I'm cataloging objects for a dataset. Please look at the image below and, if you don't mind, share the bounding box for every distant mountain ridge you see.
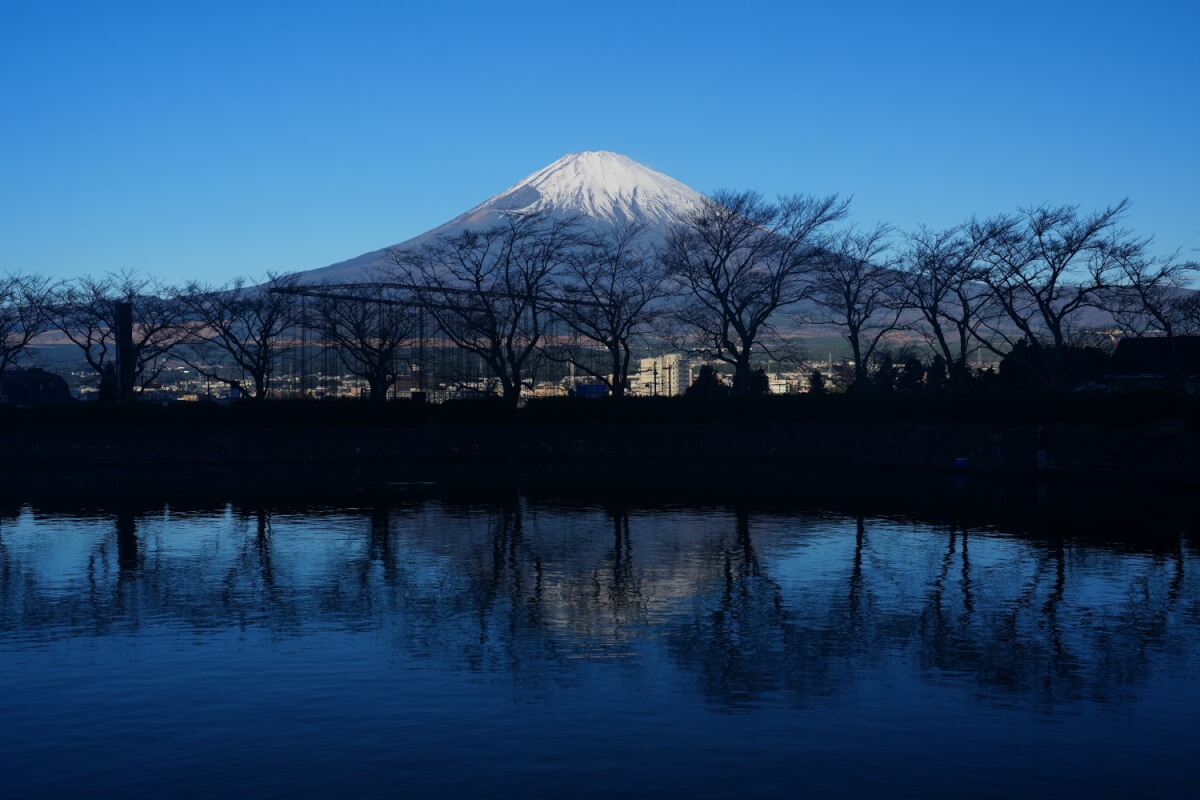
[296,151,703,284]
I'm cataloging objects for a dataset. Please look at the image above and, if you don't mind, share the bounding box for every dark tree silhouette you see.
[801,225,903,390]
[747,368,771,395]
[0,273,54,372]
[552,222,668,397]
[662,190,848,395]
[686,364,728,397]
[309,291,418,402]
[1178,293,1200,335]
[925,354,950,392]
[973,201,1139,388]
[898,224,1002,388]
[52,271,187,391]
[1100,249,1198,386]
[177,273,301,400]
[391,210,581,405]
[897,356,926,393]
[873,353,897,393]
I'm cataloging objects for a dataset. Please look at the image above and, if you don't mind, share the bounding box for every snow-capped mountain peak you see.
[472,151,703,226]
[296,151,703,283]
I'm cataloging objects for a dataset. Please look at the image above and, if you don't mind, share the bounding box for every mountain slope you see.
[297,151,703,284]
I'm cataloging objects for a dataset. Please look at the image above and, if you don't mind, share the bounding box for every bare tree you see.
[1102,250,1200,388]
[1,273,55,372]
[1177,293,1200,335]
[309,290,418,402]
[973,201,1135,388]
[1101,250,1198,339]
[390,210,581,405]
[662,190,848,395]
[551,222,668,397]
[177,273,300,400]
[802,225,903,390]
[898,225,1002,388]
[52,271,187,391]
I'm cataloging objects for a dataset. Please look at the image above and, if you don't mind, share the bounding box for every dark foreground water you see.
[2,470,1198,798]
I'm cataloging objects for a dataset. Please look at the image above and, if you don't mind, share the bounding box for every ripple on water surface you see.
[1,495,1197,798]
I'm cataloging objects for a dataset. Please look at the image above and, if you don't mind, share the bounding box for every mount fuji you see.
[295,151,704,284]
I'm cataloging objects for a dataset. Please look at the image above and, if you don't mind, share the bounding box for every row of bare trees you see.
[3,194,1197,402]
[0,270,437,402]
[393,192,1198,397]
[670,194,1200,393]
[897,201,1200,389]
[1,272,374,401]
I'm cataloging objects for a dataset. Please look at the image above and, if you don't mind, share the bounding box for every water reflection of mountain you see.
[1,481,1196,711]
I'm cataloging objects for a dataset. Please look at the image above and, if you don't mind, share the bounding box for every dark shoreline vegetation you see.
[6,390,1200,427]
[5,392,1198,481]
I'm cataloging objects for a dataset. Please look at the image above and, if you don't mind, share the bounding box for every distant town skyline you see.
[2,0,1197,285]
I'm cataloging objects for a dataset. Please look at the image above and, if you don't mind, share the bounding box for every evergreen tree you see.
[873,354,897,393]
[898,357,926,393]
[686,365,729,397]
[926,355,950,392]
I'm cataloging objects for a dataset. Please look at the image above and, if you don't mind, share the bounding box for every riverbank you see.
[5,414,1197,484]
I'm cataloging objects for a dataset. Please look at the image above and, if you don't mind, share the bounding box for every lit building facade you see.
[633,354,690,397]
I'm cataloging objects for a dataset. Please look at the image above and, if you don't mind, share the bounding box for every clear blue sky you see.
[2,0,1197,284]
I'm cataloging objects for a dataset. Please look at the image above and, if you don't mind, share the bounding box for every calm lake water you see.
[2,470,1198,798]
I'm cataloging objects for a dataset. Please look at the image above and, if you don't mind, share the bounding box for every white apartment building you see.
[633,354,690,397]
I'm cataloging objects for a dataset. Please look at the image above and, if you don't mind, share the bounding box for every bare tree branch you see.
[551,221,669,396]
[308,288,418,401]
[897,224,1003,387]
[973,200,1136,387]
[389,210,581,405]
[662,190,848,395]
[176,273,301,400]
[51,270,187,391]
[0,273,55,373]
[800,225,903,389]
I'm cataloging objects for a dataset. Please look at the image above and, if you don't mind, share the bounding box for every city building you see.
[633,354,690,397]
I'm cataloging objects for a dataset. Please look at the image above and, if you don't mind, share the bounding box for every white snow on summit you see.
[472,150,702,226]
[296,151,704,284]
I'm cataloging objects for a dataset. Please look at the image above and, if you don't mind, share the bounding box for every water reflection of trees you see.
[0,494,1195,709]
[914,526,1191,708]
[667,505,834,707]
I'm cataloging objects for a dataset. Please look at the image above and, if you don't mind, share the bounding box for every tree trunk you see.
[501,380,521,406]
[368,372,388,403]
[850,339,868,390]
[611,350,624,398]
[253,372,268,401]
[731,351,752,396]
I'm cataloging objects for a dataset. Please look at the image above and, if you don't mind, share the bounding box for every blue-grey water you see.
[2,477,1198,798]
